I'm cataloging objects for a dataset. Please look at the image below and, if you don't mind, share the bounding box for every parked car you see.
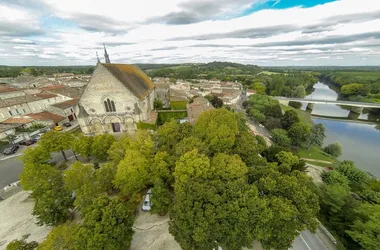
[31,133,43,142]
[3,144,20,155]
[20,140,35,146]
[54,125,63,131]
[142,190,153,211]
[259,124,265,128]
[63,122,72,127]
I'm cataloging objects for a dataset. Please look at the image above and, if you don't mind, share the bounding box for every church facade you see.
[77,61,155,135]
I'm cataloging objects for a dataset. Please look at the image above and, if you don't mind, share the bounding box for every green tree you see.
[95,163,117,193]
[72,134,93,160]
[75,195,135,250]
[6,235,38,250]
[271,128,291,147]
[114,149,150,196]
[25,164,73,225]
[264,103,283,118]
[347,203,380,250]
[250,82,266,95]
[249,165,319,250]
[205,94,224,108]
[281,110,300,130]
[341,83,365,96]
[275,151,300,173]
[175,136,209,156]
[156,120,191,153]
[249,109,265,123]
[170,150,269,250]
[38,222,79,250]
[154,99,164,109]
[233,131,267,167]
[107,136,132,165]
[294,85,306,98]
[193,108,239,153]
[323,143,343,157]
[289,101,302,109]
[151,179,171,216]
[39,131,74,161]
[20,146,50,165]
[336,161,369,187]
[91,134,115,161]
[321,170,350,188]
[304,123,326,149]
[288,122,310,146]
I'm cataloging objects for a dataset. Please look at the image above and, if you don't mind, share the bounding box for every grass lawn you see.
[280,104,314,127]
[298,146,336,162]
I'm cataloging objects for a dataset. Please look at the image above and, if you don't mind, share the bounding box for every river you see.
[303,82,380,177]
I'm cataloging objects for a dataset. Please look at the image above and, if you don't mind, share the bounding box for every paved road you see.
[0,149,75,189]
[292,230,330,250]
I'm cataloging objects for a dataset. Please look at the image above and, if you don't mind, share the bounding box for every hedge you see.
[157,111,188,125]
[136,122,156,130]
[170,101,187,110]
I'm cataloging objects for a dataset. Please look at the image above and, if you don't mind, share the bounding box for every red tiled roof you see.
[52,99,79,109]
[0,85,19,93]
[2,117,33,124]
[26,112,65,123]
[34,92,57,99]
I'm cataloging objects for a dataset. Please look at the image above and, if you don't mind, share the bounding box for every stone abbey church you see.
[78,46,156,135]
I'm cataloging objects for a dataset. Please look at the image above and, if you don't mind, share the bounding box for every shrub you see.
[289,101,302,109]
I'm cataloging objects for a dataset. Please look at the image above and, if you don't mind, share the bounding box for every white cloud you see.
[1,0,380,65]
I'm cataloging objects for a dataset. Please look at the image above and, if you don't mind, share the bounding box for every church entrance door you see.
[112,123,120,132]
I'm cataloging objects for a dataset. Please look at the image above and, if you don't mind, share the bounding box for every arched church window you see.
[104,98,116,112]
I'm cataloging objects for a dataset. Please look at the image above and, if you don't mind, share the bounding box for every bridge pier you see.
[306,103,314,111]
[348,110,361,120]
[350,106,364,114]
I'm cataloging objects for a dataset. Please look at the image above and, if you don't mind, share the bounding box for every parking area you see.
[130,208,181,250]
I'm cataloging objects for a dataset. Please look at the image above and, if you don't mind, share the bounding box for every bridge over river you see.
[274,96,380,119]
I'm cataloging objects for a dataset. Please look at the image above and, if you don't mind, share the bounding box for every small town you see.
[1,1,380,250]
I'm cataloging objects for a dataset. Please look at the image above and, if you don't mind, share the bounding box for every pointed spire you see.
[103,43,111,64]
[96,52,100,63]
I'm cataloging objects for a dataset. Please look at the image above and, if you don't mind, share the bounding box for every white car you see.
[142,194,152,211]
[259,124,265,128]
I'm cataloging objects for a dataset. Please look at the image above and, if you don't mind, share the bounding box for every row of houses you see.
[0,84,81,141]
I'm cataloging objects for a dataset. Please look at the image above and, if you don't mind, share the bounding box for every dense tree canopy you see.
[193,108,239,153]
[39,131,74,161]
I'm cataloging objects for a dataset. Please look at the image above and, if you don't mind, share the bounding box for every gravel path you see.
[0,191,51,249]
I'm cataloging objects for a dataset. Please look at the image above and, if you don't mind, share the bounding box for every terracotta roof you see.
[52,99,79,109]
[2,117,33,124]
[102,63,154,100]
[34,92,57,99]
[25,112,65,123]
[0,85,20,93]
[187,97,214,124]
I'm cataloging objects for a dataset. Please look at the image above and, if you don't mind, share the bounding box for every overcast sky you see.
[1,0,380,66]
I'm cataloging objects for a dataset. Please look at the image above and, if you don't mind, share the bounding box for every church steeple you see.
[96,52,100,63]
[103,44,111,64]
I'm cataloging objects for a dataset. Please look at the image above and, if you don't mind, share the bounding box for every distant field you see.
[259,71,281,75]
